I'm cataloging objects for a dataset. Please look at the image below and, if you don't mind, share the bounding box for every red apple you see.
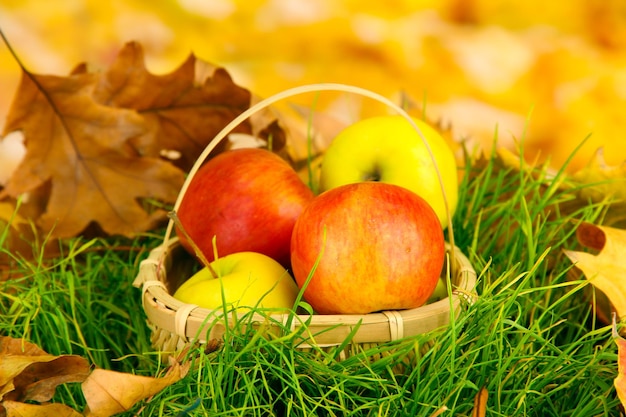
[290,182,445,314]
[177,148,314,268]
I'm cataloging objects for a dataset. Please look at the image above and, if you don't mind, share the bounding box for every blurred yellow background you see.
[1,0,626,171]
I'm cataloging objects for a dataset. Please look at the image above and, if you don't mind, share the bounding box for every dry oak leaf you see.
[82,358,190,417]
[0,337,90,403]
[0,68,185,238]
[564,222,626,319]
[91,41,254,171]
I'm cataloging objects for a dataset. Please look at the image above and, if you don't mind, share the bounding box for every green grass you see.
[0,143,622,416]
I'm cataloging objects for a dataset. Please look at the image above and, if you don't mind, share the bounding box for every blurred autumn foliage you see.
[1,0,626,256]
[2,0,626,170]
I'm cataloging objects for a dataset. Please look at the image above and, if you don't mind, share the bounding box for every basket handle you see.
[162,83,456,266]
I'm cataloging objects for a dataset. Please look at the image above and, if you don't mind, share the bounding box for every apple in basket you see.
[176,148,315,268]
[290,182,445,315]
[318,115,458,228]
[173,251,300,311]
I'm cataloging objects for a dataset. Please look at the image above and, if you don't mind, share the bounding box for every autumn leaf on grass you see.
[0,68,185,238]
[1,400,83,417]
[0,336,190,417]
[472,387,488,417]
[92,41,254,171]
[564,222,626,319]
[0,336,90,402]
[82,358,190,417]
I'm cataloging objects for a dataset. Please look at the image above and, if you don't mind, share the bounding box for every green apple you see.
[173,252,299,312]
[427,278,448,303]
[319,115,458,228]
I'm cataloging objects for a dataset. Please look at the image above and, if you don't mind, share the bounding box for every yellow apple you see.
[319,115,458,228]
[173,252,299,312]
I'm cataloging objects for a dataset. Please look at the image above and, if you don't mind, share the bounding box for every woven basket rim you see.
[134,237,477,348]
[134,84,475,351]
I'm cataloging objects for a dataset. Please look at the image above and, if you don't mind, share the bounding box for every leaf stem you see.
[0,28,26,71]
[167,210,219,279]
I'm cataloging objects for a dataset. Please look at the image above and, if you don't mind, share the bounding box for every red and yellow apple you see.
[290,182,445,315]
[176,148,314,268]
[173,251,299,311]
[319,115,458,228]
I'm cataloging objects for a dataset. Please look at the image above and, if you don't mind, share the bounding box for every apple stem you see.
[167,210,219,279]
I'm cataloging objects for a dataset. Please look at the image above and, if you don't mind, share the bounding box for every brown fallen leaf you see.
[0,41,286,240]
[0,337,192,417]
[1,400,83,417]
[7,356,91,403]
[81,357,190,417]
[0,337,90,402]
[564,222,626,319]
[91,41,252,172]
[0,67,185,238]
[472,387,488,417]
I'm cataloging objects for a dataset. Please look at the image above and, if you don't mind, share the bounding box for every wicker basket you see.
[133,84,477,357]
[135,238,476,355]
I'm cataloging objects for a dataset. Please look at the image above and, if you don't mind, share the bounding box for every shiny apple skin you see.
[173,251,299,311]
[290,182,445,314]
[319,115,458,228]
[177,148,314,268]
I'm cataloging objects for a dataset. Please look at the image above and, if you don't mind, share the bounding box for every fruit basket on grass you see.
[133,84,477,359]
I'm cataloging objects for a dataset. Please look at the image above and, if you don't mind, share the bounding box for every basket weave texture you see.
[132,84,478,357]
[133,237,476,354]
